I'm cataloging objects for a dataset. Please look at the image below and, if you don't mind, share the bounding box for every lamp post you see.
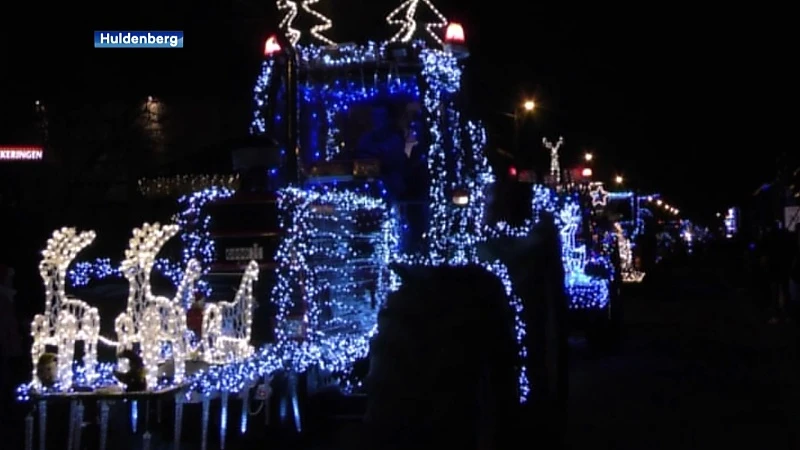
[504,99,536,156]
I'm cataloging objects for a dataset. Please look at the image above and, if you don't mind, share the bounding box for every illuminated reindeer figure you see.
[558,202,587,275]
[202,260,260,364]
[31,228,101,389]
[115,223,201,389]
[543,136,564,184]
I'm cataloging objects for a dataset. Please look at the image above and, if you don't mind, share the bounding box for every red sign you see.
[0,146,43,161]
[568,168,586,181]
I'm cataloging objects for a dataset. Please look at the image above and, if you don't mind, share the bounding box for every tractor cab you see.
[252,27,477,253]
[140,12,502,390]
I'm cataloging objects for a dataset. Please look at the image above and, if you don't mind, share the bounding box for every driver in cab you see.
[355,102,408,199]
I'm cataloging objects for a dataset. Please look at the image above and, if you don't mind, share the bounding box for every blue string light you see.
[66,187,235,302]
[182,186,398,397]
[299,79,421,162]
[490,185,613,310]
[16,363,120,401]
[250,59,275,135]
[68,258,120,288]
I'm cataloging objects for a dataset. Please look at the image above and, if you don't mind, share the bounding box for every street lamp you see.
[506,99,536,156]
[504,99,536,119]
[614,175,624,185]
[584,152,593,162]
[523,100,535,112]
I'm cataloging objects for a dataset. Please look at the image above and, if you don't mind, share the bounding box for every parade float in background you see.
[17,1,569,449]
[606,190,651,282]
[497,137,623,340]
[725,207,739,238]
[607,191,701,265]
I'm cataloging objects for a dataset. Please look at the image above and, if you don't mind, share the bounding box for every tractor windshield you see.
[251,44,433,202]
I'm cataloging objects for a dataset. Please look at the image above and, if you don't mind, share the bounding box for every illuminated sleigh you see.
[31,228,101,389]
[528,186,614,311]
[115,222,201,388]
[201,260,260,364]
[559,201,611,309]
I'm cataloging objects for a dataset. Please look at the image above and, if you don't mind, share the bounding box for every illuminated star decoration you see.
[277,0,301,46]
[386,0,449,47]
[301,0,336,46]
[589,183,609,207]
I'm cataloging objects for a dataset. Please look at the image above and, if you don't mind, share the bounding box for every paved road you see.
[568,267,800,450]
[5,262,799,449]
[313,263,800,450]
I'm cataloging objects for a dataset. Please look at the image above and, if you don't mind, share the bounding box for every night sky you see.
[1,1,788,221]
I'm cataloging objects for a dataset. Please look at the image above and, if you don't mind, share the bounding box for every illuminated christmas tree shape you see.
[386,0,449,47]
[277,0,301,46]
[543,136,564,184]
[301,0,336,46]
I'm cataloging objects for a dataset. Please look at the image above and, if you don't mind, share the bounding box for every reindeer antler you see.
[38,227,96,322]
[559,203,581,225]
[121,222,180,276]
[40,228,97,271]
[542,136,564,150]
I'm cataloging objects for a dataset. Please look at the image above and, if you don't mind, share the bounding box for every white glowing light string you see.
[31,228,101,389]
[114,223,200,388]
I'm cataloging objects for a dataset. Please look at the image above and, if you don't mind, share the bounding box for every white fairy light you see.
[31,228,101,389]
[201,260,260,364]
[614,222,645,283]
[559,202,588,275]
[300,0,336,46]
[543,136,564,184]
[114,223,201,389]
[277,0,301,46]
[386,0,449,47]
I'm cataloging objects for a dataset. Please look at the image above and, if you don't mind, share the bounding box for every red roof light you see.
[264,36,281,56]
[445,23,465,43]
